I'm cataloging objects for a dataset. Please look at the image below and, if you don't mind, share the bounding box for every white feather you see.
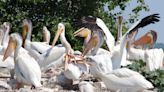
[96,18,115,51]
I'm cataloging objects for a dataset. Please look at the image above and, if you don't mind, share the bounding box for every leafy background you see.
[0,0,149,50]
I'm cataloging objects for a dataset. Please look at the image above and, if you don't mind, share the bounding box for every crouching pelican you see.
[3,33,42,89]
[86,57,153,92]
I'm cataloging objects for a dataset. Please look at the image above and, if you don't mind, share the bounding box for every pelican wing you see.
[41,46,66,68]
[15,52,41,87]
[111,68,142,77]
[74,16,96,28]
[31,42,51,53]
[125,13,160,38]
[119,14,160,56]
[96,18,115,51]
[103,74,153,89]
[75,16,103,33]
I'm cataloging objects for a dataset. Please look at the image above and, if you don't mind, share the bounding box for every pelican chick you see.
[3,33,42,89]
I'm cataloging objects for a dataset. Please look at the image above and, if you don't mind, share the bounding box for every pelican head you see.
[51,23,65,46]
[3,33,22,61]
[22,19,32,47]
[0,24,6,33]
[3,22,11,31]
[42,26,50,44]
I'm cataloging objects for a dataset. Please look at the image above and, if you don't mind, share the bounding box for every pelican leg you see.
[64,54,69,71]
[31,85,35,89]
[15,82,23,89]
[64,53,89,72]
[10,69,15,79]
[67,53,77,64]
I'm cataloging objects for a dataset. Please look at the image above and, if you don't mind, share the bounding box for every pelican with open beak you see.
[73,27,91,50]
[3,33,42,89]
[74,16,115,54]
[76,14,160,70]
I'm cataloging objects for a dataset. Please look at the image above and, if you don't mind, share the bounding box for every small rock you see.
[79,81,95,92]
[93,82,107,89]
[56,73,72,86]
[17,88,31,92]
[0,80,11,90]
[53,88,59,91]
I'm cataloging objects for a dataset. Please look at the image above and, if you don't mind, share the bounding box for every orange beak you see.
[73,27,90,38]
[51,28,63,47]
[22,24,29,47]
[3,37,16,61]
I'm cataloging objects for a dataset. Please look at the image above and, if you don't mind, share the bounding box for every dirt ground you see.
[0,67,111,92]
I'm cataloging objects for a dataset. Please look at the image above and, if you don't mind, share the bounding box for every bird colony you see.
[0,14,163,92]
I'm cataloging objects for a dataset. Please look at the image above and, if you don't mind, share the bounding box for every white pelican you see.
[127,41,164,71]
[86,56,153,92]
[42,26,50,44]
[0,22,15,70]
[3,33,42,89]
[75,16,114,56]
[74,18,126,69]
[22,19,51,54]
[76,14,160,70]
[125,14,163,71]
[97,67,153,92]
[0,22,11,55]
[51,23,87,70]
[22,19,66,69]
[46,23,88,82]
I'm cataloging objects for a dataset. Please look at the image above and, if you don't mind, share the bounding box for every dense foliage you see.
[126,60,164,92]
[0,0,149,50]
